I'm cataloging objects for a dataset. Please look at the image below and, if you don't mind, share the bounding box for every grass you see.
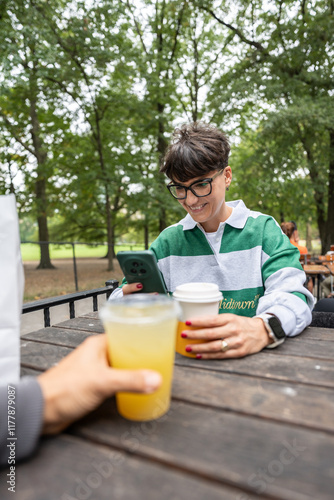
[21,243,146,261]
[23,257,126,302]
[22,240,322,261]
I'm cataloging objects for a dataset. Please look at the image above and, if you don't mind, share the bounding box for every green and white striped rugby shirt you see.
[150,200,313,337]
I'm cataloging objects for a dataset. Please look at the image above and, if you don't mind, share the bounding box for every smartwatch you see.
[256,313,286,348]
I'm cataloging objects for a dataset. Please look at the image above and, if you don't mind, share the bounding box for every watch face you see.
[268,316,286,339]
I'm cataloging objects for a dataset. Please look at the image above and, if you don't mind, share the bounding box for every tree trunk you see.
[302,135,327,254]
[108,223,116,271]
[105,188,114,272]
[29,79,54,269]
[144,223,149,250]
[324,129,334,253]
[35,177,54,269]
[157,103,168,231]
[306,221,312,252]
[93,107,116,271]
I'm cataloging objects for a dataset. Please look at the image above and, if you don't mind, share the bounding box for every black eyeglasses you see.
[167,169,225,200]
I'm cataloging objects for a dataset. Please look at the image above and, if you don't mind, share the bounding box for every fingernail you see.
[181,333,187,338]
[185,346,192,352]
[142,371,162,393]
[185,320,192,326]
[196,354,202,359]
[136,284,143,289]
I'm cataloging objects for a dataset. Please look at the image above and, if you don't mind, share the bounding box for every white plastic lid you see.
[172,282,222,303]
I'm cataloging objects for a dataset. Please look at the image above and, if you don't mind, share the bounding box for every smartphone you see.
[117,250,168,294]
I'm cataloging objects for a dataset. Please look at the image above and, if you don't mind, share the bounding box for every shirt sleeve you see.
[108,286,124,301]
[0,377,44,467]
[256,218,314,336]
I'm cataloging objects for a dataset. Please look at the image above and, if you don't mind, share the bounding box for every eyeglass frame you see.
[166,168,225,200]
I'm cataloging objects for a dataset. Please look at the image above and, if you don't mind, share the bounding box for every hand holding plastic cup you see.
[100,294,179,421]
[173,282,223,358]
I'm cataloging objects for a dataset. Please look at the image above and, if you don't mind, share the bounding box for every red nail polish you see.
[185,347,192,352]
[185,320,192,326]
[136,284,143,289]
[196,354,202,359]
[181,333,187,338]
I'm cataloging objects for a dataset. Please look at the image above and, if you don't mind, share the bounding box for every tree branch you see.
[167,2,185,68]
[175,91,193,122]
[0,111,36,158]
[31,1,91,90]
[276,0,287,52]
[124,0,150,62]
[176,59,194,99]
[201,6,267,53]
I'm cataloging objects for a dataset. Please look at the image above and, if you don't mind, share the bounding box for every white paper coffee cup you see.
[173,282,223,321]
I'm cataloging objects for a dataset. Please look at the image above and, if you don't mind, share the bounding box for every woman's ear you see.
[225,166,232,190]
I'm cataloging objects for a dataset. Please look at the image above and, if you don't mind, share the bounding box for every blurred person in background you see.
[281,221,313,294]
[281,221,308,255]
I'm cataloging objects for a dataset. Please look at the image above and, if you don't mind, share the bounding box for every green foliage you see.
[230,128,316,222]
[19,216,39,241]
[1,0,333,255]
[204,0,334,250]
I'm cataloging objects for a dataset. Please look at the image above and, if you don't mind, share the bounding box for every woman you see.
[113,122,313,359]
[281,221,308,255]
[281,221,313,293]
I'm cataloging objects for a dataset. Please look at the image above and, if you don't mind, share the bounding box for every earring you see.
[226,186,230,191]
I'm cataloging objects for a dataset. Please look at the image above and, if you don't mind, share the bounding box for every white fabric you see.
[0,194,24,383]
[204,222,226,255]
[109,286,124,300]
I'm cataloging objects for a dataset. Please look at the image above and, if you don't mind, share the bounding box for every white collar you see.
[179,200,250,231]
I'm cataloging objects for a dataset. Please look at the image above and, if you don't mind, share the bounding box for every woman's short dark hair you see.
[160,122,230,182]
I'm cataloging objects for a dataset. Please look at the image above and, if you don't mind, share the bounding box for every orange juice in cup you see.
[100,294,179,421]
[173,283,223,358]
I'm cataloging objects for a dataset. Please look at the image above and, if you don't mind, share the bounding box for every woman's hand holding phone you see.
[122,283,144,295]
[117,251,167,294]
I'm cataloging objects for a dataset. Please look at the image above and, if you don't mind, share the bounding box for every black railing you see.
[22,279,119,328]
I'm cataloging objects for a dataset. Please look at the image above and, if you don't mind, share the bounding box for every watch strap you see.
[256,313,286,349]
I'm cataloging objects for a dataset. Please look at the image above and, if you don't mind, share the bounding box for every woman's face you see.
[173,166,232,232]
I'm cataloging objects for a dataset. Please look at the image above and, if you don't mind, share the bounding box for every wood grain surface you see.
[8,316,334,500]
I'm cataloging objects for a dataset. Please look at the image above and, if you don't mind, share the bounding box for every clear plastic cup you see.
[100,294,179,421]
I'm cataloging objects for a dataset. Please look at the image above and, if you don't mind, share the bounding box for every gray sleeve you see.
[0,377,44,467]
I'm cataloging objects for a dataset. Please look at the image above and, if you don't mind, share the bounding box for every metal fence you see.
[22,279,119,327]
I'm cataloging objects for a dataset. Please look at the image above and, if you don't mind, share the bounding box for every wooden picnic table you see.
[302,264,331,300]
[13,313,334,499]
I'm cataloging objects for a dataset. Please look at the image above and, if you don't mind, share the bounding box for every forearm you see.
[257,288,313,336]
